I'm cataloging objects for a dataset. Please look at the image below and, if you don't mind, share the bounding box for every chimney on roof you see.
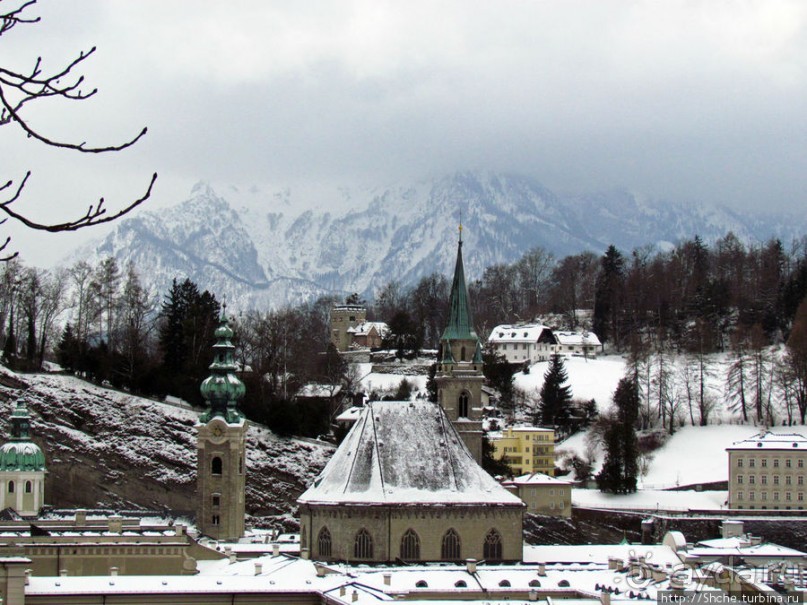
[107,515,123,534]
[352,589,359,602]
[600,590,611,605]
[721,520,744,539]
[254,562,262,576]
[74,510,87,526]
[273,543,280,557]
[109,567,119,577]
[383,573,391,586]
[59,569,67,577]
[466,559,477,574]
[174,524,185,536]
[537,562,546,576]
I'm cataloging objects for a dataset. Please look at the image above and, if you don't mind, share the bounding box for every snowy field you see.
[572,488,728,512]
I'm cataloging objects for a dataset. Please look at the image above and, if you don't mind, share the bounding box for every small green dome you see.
[199,310,245,424]
[0,441,45,472]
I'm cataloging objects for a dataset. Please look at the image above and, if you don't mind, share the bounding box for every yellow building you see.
[490,427,555,476]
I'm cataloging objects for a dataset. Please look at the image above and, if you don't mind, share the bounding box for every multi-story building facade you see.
[727,432,807,510]
[487,324,556,364]
[502,472,572,517]
[490,427,555,476]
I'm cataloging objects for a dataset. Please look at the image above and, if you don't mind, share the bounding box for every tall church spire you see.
[441,226,478,343]
[436,226,485,463]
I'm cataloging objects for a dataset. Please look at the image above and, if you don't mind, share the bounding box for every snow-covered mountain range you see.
[80,172,806,309]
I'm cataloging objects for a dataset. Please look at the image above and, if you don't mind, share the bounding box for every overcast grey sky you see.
[3,0,806,265]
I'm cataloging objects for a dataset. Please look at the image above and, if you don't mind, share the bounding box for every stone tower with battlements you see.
[196,309,247,541]
[435,228,485,464]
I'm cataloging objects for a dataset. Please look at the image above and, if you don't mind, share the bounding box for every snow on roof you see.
[726,431,807,451]
[298,400,523,506]
[347,321,389,336]
[693,537,807,558]
[523,543,682,567]
[335,406,364,423]
[503,472,572,486]
[488,324,550,343]
[554,331,602,347]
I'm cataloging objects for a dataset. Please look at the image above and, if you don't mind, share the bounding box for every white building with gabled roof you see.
[487,324,556,364]
[552,331,603,357]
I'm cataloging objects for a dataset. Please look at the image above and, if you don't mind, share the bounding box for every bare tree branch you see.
[0,171,157,232]
[0,0,155,258]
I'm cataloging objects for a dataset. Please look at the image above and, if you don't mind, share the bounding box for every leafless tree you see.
[0,0,156,260]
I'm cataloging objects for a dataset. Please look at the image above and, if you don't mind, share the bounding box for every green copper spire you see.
[441,225,478,342]
[0,398,45,471]
[200,307,245,424]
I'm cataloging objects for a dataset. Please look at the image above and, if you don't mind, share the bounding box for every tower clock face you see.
[209,419,227,442]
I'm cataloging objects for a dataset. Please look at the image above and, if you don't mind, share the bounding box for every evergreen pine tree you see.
[596,377,639,493]
[538,354,573,431]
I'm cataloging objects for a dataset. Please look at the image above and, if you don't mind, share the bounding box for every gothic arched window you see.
[400,528,420,560]
[441,528,461,560]
[211,456,223,475]
[458,392,470,418]
[318,527,332,558]
[354,528,373,560]
[483,528,503,561]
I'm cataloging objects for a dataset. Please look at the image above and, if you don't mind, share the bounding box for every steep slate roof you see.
[298,400,523,506]
[440,238,478,342]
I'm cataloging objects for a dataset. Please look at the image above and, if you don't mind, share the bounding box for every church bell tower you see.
[196,308,247,541]
[436,226,485,464]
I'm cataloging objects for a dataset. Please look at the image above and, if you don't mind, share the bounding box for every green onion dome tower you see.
[0,398,46,516]
[196,308,247,541]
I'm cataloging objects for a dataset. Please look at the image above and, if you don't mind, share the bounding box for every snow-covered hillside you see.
[75,172,807,309]
[0,365,332,525]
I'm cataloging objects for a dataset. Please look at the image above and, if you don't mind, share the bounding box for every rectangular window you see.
[737,475,743,484]
[786,459,792,468]
[749,459,756,468]
[761,476,767,485]
[774,459,780,468]
[738,458,743,468]
[799,493,804,501]
[786,492,792,501]
[749,476,755,484]
[749,492,755,501]
[799,460,804,468]
[786,476,792,485]
[774,476,779,485]
[762,492,767,500]
[762,459,767,468]
[799,476,804,486]
[737,492,743,501]
[212,515,220,526]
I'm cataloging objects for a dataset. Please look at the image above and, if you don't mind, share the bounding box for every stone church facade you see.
[298,234,524,564]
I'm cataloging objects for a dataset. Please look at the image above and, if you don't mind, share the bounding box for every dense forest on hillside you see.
[2,232,807,432]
